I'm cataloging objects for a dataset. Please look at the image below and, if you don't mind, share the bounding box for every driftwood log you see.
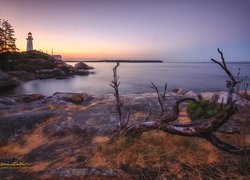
[112,49,249,155]
[122,98,249,155]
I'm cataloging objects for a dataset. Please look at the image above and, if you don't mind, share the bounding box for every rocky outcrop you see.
[173,88,249,106]
[74,62,93,70]
[73,62,94,76]
[7,71,37,81]
[49,92,89,103]
[199,91,249,105]
[0,51,95,93]
[0,70,21,89]
[36,68,66,79]
[0,91,249,179]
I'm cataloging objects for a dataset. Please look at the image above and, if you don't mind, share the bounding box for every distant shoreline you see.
[64,60,163,63]
[63,60,250,64]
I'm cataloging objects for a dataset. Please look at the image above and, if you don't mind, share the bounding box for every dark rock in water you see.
[74,69,90,75]
[51,92,89,103]
[0,70,21,89]
[74,62,93,70]
[0,111,53,144]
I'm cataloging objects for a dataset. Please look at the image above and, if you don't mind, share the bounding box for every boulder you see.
[184,91,199,101]
[57,64,74,74]
[74,62,93,70]
[51,92,88,103]
[212,91,248,105]
[0,70,21,89]
[199,91,249,106]
[172,88,188,95]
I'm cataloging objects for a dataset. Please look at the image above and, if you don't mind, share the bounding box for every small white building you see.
[52,55,62,60]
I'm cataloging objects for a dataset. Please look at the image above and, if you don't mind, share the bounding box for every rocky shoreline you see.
[0,61,94,90]
[0,90,249,143]
[0,90,249,179]
[0,51,94,90]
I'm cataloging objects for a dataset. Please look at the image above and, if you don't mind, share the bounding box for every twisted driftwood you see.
[112,49,249,155]
[122,98,249,155]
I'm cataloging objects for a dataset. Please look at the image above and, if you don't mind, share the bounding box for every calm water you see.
[2,62,250,96]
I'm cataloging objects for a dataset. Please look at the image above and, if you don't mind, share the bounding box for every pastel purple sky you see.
[1,0,250,61]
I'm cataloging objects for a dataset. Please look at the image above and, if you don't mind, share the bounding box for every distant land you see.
[64,60,163,63]
[163,61,250,64]
[63,60,250,64]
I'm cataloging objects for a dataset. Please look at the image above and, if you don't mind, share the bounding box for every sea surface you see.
[2,62,250,96]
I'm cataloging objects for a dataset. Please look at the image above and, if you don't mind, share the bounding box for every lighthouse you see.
[26,32,33,51]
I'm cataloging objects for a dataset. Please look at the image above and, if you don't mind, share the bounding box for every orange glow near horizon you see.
[1,0,250,61]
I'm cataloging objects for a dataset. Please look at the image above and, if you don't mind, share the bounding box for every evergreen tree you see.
[0,19,18,52]
[0,19,4,53]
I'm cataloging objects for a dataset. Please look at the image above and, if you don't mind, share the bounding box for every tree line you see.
[0,19,18,53]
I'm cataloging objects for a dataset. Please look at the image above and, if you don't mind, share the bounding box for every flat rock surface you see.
[0,92,249,178]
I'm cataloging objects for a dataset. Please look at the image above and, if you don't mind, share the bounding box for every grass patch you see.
[187,100,221,120]
[90,130,249,179]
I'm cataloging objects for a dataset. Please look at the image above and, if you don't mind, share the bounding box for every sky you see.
[0,0,250,61]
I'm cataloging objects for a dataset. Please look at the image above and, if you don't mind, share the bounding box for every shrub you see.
[187,100,220,120]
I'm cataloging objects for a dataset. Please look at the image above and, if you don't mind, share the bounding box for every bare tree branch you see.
[151,82,167,116]
[211,48,238,104]
[204,133,250,155]
[110,62,126,131]
[110,49,249,155]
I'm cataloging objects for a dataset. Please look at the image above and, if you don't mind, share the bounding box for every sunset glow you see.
[1,0,250,61]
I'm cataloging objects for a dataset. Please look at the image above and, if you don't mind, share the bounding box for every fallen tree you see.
[111,49,249,155]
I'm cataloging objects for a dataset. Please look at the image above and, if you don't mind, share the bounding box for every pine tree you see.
[0,19,4,53]
[0,20,18,52]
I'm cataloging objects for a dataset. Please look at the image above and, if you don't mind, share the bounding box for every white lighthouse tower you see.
[26,32,33,51]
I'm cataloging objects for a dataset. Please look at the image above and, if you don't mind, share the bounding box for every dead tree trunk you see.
[110,62,130,132]
[211,48,238,104]
[119,49,249,155]
[151,82,167,117]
